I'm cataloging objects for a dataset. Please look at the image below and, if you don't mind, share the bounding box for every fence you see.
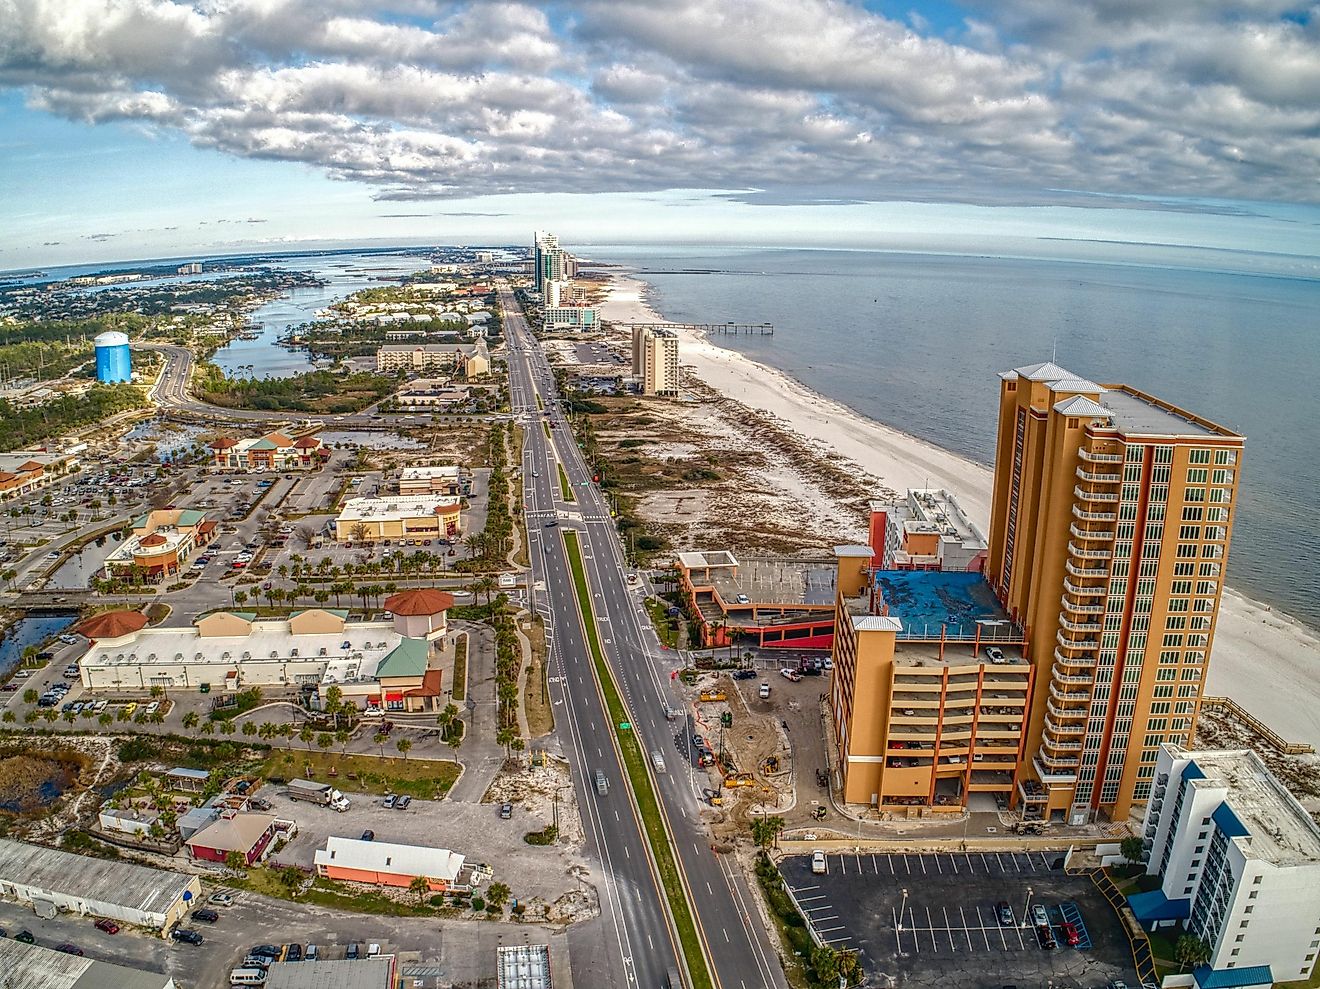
[1090,869,1159,986]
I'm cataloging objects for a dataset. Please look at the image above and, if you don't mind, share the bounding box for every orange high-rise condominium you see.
[987,362,1244,824]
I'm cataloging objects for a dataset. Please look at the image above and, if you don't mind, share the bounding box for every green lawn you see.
[558,463,575,502]
[221,866,458,917]
[644,597,679,649]
[259,749,461,799]
[452,635,468,701]
[564,531,713,989]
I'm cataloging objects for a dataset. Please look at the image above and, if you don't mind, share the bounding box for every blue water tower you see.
[94,330,132,383]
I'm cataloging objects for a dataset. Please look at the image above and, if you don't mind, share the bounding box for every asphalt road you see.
[502,288,787,989]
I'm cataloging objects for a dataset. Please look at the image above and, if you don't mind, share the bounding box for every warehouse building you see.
[0,837,200,934]
[314,836,465,891]
[0,938,176,989]
[265,956,397,989]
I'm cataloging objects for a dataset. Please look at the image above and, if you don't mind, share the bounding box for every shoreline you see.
[599,270,1320,750]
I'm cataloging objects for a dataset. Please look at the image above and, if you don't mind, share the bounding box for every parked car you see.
[499,803,513,820]
[732,669,757,680]
[811,851,827,875]
[248,944,280,959]
[283,944,303,962]
[191,908,220,923]
[779,668,802,682]
[395,795,411,810]
[1031,903,1049,928]
[381,795,397,809]
[1035,924,1056,950]
[15,930,35,943]
[171,928,204,945]
[345,943,360,960]
[996,901,1014,926]
[1061,921,1081,947]
[209,892,234,906]
[94,918,120,934]
[361,830,375,841]
[54,943,84,955]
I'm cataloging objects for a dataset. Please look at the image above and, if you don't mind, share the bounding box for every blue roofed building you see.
[1131,744,1320,986]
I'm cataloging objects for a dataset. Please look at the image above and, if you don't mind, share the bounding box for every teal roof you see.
[249,438,278,451]
[1128,889,1190,924]
[375,637,429,679]
[228,612,257,622]
[291,609,349,619]
[1194,965,1273,989]
[176,509,205,526]
[133,513,148,528]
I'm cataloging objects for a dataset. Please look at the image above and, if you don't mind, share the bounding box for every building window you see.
[1231,949,1240,957]
[1244,905,1253,914]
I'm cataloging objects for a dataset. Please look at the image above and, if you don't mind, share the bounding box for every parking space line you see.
[813,915,839,923]
[995,851,1005,872]
[1039,851,1052,868]
[872,854,880,875]
[981,852,990,873]
[837,855,846,875]
[959,906,976,950]
[904,854,911,875]
[950,852,959,874]
[855,853,863,873]
[942,907,957,951]
[972,906,993,950]
[920,856,927,875]
[796,894,827,903]
[934,854,941,874]
[888,853,895,875]
[926,906,937,952]
[790,884,819,893]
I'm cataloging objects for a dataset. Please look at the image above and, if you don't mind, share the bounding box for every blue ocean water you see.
[597,247,1320,631]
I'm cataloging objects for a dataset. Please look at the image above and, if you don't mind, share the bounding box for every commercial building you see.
[209,431,326,470]
[0,837,201,934]
[94,330,132,383]
[869,489,987,572]
[398,464,466,497]
[265,956,397,989]
[77,601,452,712]
[394,379,470,411]
[103,508,218,582]
[314,836,466,891]
[164,766,211,793]
[0,938,177,989]
[631,325,680,397]
[676,550,838,649]
[497,945,552,989]
[541,304,599,330]
[829,549,1032,812]
[0,447,81,500]
[986,361,1245,823]
[375,340,489,377]
[1130,745,1320,988]
[177,261,202,275]
[335,495,462,543]
[185,811,282,866]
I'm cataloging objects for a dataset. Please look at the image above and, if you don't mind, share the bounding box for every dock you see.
[614,321,773,336]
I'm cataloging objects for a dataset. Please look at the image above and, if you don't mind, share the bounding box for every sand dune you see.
[600,274,1320,749]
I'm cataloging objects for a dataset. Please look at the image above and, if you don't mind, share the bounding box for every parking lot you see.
[779,851,1140,988]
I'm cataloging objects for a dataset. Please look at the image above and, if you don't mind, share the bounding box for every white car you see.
[811,851,827,874]
[779,668,802,683]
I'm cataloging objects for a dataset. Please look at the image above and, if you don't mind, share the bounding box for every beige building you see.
[986,361,1245,824]
[631,325,680,397]
[397,465,465,497]
[376,341,489,378]
[335,495,461,543]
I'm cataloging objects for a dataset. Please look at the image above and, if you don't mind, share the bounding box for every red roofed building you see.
[385,588,454,639]
[210,432,325,471]
[77,610,149,642]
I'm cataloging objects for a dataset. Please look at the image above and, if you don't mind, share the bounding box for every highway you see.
[503,287,788,989]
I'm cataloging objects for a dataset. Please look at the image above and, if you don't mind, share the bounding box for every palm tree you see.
[299,724,314,749]
[408,874,431,905]
[373,731,388,757]
[395,737,412,762]
[335,729,350,754]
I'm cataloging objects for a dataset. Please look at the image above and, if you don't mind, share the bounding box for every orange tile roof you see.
[77,610,148,639]
[384,588,455,616]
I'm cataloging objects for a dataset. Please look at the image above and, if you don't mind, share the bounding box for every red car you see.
[94,919,120,934]
[1060,921,1081,947]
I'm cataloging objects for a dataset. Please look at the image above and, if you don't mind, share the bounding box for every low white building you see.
[315,835,466,891]
[1130,745,1320,989]
[0,837,200,934]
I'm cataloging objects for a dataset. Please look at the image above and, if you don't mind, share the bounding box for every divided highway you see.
[504,287,788,989]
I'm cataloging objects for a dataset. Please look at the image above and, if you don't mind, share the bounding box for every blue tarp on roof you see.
[1193,964,1273,989]
[1127,889,1191,925]
[1213,802,1251,839]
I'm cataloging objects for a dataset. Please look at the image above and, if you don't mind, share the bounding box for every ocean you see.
[595,247,1320,632]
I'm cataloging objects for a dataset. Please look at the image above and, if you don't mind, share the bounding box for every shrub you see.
[470,896,485,911]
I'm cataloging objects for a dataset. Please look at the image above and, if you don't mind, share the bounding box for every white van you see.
[758,683,771,700]
[230,968,268,986]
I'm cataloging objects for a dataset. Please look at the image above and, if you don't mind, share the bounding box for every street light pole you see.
[1023,885,1034,927]
[898,887,909,932]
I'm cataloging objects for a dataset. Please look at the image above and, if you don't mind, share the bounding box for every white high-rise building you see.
[1129,744,1320,989]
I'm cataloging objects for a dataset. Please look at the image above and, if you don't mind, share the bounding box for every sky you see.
[3,0,1320,271]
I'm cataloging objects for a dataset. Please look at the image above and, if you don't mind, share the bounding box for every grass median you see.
[563,530,713,989]
[558,463,575,502]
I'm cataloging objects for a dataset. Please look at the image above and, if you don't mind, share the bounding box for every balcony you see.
[1063,578,1105,597]
[1053,648,1096,669]
[1042,736,1083,752]
[1049,683,1089,703]
[1033,754,1078,781]
[1074,485,1120,503]
[1018,779,1049,802]
[1068,541,1113,561]
[1070,522,1114,542]
[1059,616,1102,633]
[1045,700,1087,722]
[1078,448,1124,464]
[1061,598,1104,618]
[1076,466,1121,484]
[1066,560,1109,579]
[1073,504,1117,523]
[1053,671,1094,687]
[1044,711,1086,734]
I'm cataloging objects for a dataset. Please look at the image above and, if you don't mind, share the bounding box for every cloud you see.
[0,0,1318,204]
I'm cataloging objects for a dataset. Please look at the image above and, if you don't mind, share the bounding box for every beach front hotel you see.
[827,362,1243,822]
[987,362,1244,824]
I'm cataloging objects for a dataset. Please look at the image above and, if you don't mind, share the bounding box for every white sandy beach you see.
[600,274,1320,749]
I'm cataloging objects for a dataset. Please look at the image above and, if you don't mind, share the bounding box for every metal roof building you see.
[0,937,176,989]
[264,956,396,988]
[0,837,200,934]
[497,944,552,989]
